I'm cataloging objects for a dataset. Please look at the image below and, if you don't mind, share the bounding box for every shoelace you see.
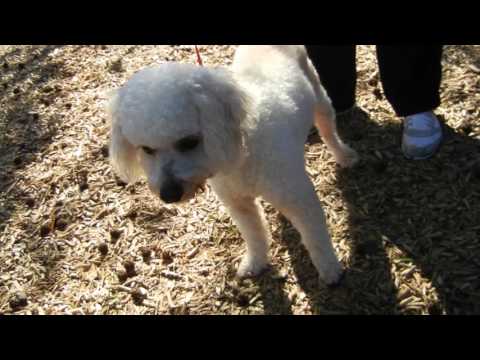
[406,114,438,131]
[404,114,441,138]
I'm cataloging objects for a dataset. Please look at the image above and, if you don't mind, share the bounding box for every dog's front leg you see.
[212,184,271,278]
[263,174,344,286]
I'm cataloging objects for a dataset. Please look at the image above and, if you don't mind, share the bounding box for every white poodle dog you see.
[108,45,358,286]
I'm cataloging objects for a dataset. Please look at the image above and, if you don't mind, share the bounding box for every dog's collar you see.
[195,45,204,66]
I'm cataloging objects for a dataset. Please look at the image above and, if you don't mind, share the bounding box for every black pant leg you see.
[376,45,443,117]
[305,45,357,113]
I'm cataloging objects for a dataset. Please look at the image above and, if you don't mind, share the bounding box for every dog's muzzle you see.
[160,180,184,204]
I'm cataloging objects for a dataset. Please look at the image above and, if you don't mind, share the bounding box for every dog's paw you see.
[318,259,345,287]
[336,146,359,168]
[236,255,269,279]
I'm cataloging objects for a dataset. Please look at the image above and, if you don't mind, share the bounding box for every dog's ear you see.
[107,91,142,183]
[191,70,251,173]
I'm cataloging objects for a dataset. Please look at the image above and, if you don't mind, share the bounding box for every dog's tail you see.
[299,50,333,110]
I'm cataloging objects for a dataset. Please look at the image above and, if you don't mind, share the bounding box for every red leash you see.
[194,45,204,66]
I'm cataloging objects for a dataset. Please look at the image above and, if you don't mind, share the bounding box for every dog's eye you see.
[141,146,156,155]
[175,136,201,153]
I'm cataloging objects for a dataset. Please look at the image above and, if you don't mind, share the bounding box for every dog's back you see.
[232,46,319,138]
[232,46,307,83]
[233,45,306,69]
[233,45,327,102]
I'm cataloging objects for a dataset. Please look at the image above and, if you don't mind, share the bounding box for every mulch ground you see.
[1,45,479,315]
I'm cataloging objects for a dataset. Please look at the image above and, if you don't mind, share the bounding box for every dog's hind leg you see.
[301,56,359,168]
[314,104,359,168]
[212,184,271,278]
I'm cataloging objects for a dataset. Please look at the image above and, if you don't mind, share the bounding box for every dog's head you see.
[108,63,250,204]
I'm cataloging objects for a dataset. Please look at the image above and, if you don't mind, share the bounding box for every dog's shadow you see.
[256,107,480,315]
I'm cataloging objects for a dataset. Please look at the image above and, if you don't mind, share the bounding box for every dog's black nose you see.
[160,181,184,203]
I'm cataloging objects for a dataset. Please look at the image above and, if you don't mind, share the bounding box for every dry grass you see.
[1,45,479,315]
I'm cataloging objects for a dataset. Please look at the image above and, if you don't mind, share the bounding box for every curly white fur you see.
[108,45,358,286]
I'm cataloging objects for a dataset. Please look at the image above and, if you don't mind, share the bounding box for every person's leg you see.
[305,45,357,114]
[376,45,443,117]
[376,45,444,160]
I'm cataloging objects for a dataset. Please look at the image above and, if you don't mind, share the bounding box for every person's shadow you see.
[253,106,480,315]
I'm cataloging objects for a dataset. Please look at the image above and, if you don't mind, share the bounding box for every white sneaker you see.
[402,111,443,160]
